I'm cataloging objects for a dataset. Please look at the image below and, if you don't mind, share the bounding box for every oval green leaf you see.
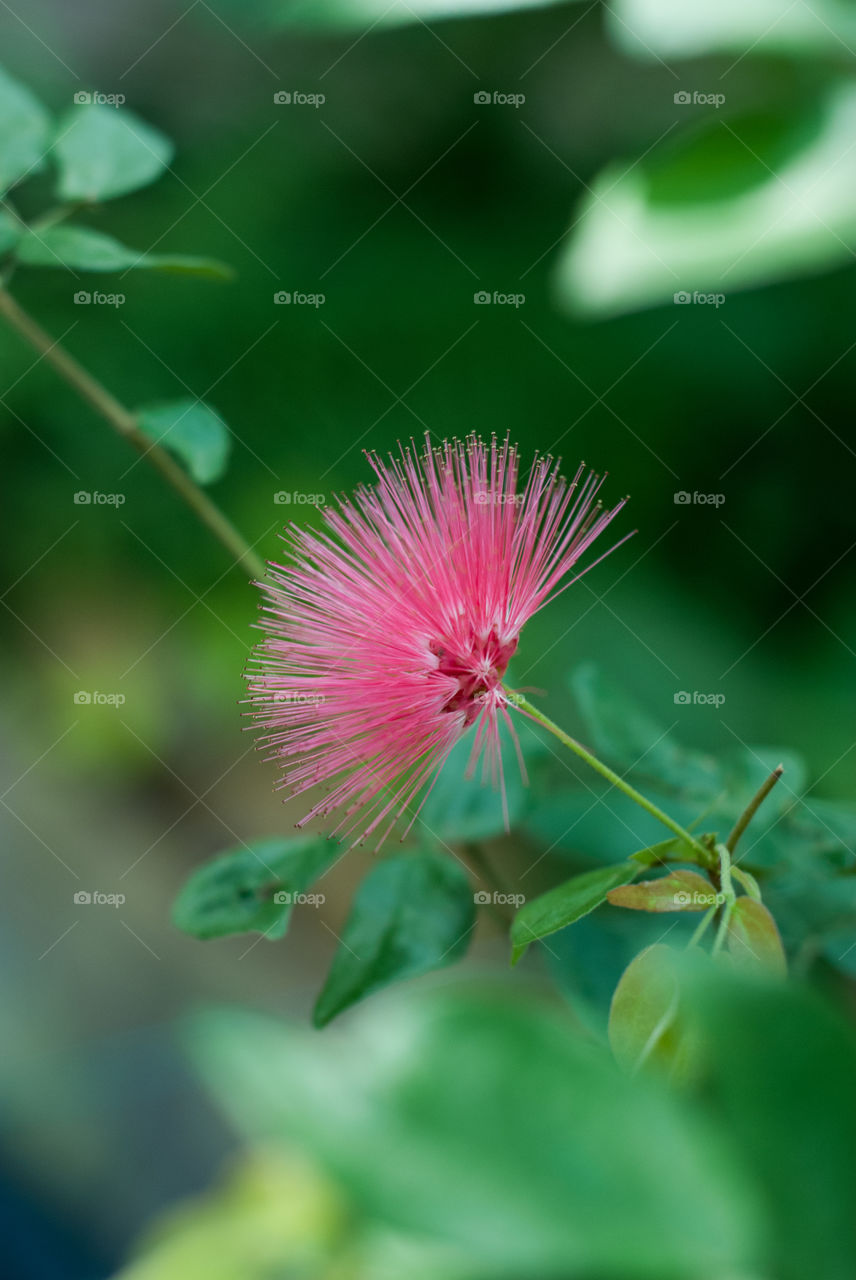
[137,399,232,485]
[510,861,636,965]
[0,65,52,196]
[608,868,719,913]
[609,944,696,1078]
[53,103,174,202]
[727,897,787,976]
[16,224,232,278]
[172,835,337,941]
[312,850,475,1027]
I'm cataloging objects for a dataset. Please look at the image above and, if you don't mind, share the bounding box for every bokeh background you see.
[2,0,856,1275]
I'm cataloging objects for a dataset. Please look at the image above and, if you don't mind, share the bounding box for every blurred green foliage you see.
[2,0,856,1275]
[119,964,854,1280]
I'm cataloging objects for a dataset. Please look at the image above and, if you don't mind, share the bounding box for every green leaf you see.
[556,86,856,317]
[417,723,527,844]
[16,224,232,278]
[260,0,579,31]
[510,861,636,965]
[609,0,856,60]
[608,868,719,912]
[570,663,722,798]
[630,836,684,866]
[727,897,787,975]
[0,65,52,196]
[53,103,174,202]
[137,399,232,485]
[188,992,760,1276]
[631,834,715,869]
[689,969,856,1280]
[312,851,475,1027]
[172,835,337,941]
[608,944,697,1080]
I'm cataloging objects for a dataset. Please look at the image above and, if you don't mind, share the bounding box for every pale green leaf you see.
[16,224,232,278]
[137,399,232,485]
[510,861,636,964]
[0,64,52,195]
[53,103,174,201]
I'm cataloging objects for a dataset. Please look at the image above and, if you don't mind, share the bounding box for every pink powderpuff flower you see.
[247,434,631,849]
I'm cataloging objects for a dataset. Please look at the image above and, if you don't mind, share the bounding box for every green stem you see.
[726,765,784,853]
[687,904,717,949]
[514,694,711,863]
[0,286,267,582]
[711,842,736,956]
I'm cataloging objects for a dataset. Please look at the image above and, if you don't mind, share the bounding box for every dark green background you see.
[1,1,855,1274]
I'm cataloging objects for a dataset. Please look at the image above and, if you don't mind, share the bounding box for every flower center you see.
[430,627,518,722]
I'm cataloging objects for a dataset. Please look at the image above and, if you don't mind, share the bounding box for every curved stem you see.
[687,904,717,949]
[514,694,711,863]
[0,286,267,582]
[726,765,784,853]
[711,842,736,955]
